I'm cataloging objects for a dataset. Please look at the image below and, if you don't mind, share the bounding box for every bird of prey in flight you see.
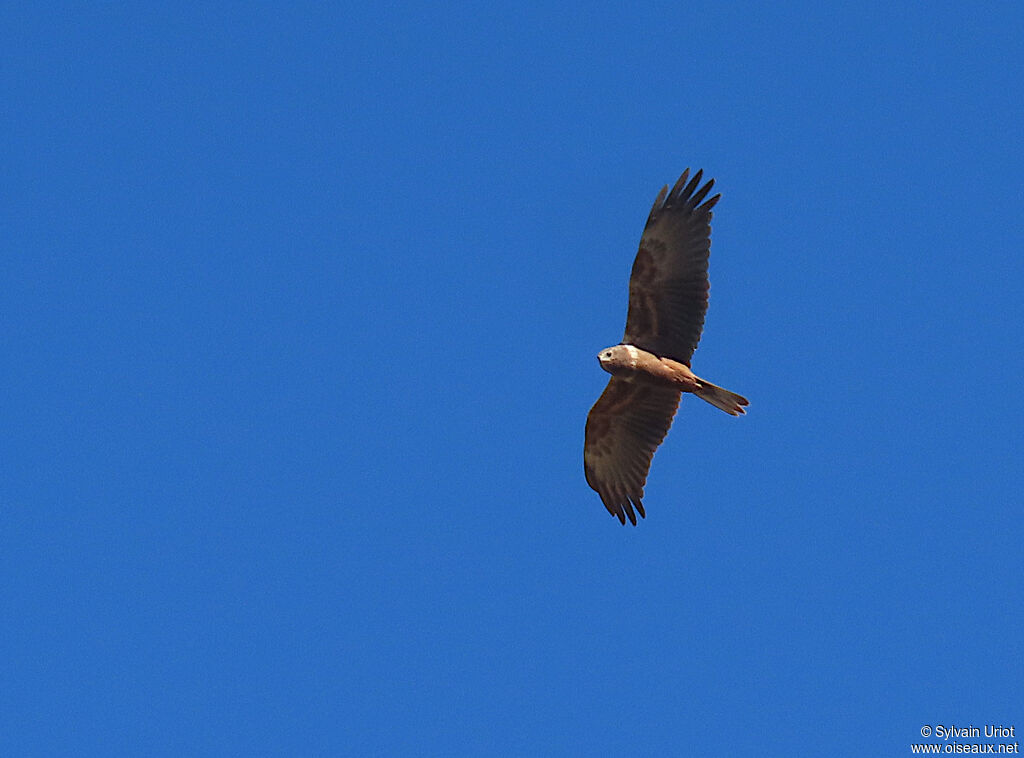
[584,169,748,525]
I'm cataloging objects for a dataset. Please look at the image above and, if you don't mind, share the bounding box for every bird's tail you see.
[694,379,749,416]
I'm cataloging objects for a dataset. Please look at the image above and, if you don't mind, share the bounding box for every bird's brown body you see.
[599,344,701,393]
[598,343,747,416]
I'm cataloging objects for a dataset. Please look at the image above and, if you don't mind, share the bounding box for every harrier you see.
[584,169,748,525]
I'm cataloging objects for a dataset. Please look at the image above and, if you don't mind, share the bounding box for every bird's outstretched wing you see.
[584,378,681,525]
[623,169,720,365]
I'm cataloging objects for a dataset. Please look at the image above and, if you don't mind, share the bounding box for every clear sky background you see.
[4,2,1023,755]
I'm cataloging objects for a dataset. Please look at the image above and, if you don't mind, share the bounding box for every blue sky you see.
[4,2,1023,755]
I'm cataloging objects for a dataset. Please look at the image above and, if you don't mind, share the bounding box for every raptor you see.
[584,169,749,525]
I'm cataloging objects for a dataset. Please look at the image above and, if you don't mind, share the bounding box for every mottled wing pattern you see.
[623,169,721,365]
[584,378,682,525]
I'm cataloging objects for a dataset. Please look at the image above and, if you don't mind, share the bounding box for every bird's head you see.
[597,344,636,374]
